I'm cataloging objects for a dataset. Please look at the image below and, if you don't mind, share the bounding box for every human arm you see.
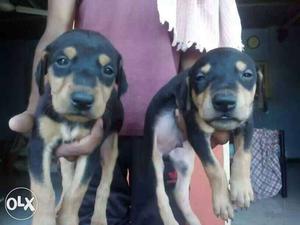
[9,0,76,133]
[56,119,104,161]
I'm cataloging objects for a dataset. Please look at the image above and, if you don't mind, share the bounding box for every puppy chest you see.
[38,116,90,144]
[155,110,184,154]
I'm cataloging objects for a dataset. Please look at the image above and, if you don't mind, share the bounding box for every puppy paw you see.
[213,194,234,221]
[230,178,254,208]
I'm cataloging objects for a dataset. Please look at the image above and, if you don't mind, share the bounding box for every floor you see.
[233,162,300,225]
[0,162,299,225]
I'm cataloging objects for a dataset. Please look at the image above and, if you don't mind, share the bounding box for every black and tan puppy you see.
[142,48,262,225]
[28,30,127,225]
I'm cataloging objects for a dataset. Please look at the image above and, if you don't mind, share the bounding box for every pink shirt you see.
[76,0,179,135]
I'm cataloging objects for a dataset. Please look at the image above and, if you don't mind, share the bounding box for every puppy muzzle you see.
[71,91,94,111]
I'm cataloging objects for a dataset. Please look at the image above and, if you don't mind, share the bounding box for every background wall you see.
[243,27,300,158]
[0,11,44,142]
[0,40,36,140]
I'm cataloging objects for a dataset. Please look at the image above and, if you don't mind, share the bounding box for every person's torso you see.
[76,0,180,135]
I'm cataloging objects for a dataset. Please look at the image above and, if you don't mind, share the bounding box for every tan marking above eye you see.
[200,63,211,74]
[63,47,77,59]
[236,60,247,72]
[98,54,111,66]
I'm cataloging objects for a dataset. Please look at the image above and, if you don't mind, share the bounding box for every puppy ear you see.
[176,74,191,112]
[35,52,48,95]
[256,68,267,111]
[116,58,128,98]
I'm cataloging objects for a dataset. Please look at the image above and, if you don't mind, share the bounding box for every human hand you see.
[9,110,35,134]
[56,119,104,161]
[211,131,230,148]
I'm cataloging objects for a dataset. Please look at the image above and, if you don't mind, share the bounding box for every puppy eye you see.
[241,69,253,79]
[103,66,114,75]
[56,56,70,67]
[195,73,206,82]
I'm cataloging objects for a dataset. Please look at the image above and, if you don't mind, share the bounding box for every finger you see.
[65,156,78,162]
[91,118,104,139]
[56,119,103,158]
[56,135,100,157]
[9,112,34,134]
[56,142,84,157]
[211,132,230,147]
[56,144,71,157]
[211,139,217,148]
[217,132,230,144]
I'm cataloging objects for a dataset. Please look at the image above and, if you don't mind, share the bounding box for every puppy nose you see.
[71,92,94,110]
[213,94,236,112]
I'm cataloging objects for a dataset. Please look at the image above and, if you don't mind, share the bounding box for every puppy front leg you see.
[29,137,59,225]
[169,142,201,225]
[56,158,75,214]
[152,132,179,225]
[57,155,94,225]
[230,121,254,208]
[90,133,119,225]
[186,115,233,221]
